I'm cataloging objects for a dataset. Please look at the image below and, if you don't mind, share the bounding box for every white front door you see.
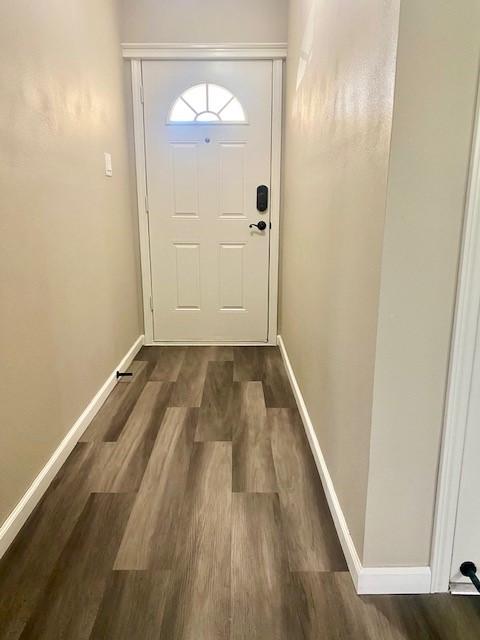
[142,60,273,342]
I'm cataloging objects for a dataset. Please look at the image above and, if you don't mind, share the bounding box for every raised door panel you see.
[171,144,199,217]
[219,244,245,311]
[219,144,246,218]
[174,243,201,310]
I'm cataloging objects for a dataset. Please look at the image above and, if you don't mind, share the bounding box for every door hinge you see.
[140,83,144,104]
[149,296,154,312]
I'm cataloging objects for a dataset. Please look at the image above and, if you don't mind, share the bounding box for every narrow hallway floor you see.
[1,346,479,639]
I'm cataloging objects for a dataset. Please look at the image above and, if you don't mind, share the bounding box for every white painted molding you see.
[130,60,154,344]
[358,567,431,596]
[0,335,145,560]
[122,42,288,60]
[450,581,480,596]
[430,86,480,593]
[277,334,431,595]
[267,60,283,345]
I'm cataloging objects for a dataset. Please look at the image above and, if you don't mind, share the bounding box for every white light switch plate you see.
[104,152,112,177]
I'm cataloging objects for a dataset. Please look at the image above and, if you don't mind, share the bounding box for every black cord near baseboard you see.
[460,562,480,593]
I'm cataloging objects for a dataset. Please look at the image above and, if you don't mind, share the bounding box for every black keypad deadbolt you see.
[257,185,269,212]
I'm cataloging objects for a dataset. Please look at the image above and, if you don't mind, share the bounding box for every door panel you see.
[174,243,201,310]
[142,60,273,342]
[219,143,246,217]
[219,244,245,310]
[171,144,199,217]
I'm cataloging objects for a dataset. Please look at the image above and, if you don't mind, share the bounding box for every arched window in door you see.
[169,83,246,123]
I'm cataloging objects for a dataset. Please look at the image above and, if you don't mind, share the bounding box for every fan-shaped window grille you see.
[169,83,246,123]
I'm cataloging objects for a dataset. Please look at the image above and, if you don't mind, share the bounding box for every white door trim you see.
[130,53,283,346]
[122,42,287,60]
[131,59,154,343]
[430,85,480,592]
[267,59,283,345]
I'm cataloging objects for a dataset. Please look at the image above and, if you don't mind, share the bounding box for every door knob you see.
[249,221,267,231]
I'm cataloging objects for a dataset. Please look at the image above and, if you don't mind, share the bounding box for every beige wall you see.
[364,0,480,567]
[118,0,288,43]
[281,0,480,568]
[0,0,142,524]
[280,0,400,554]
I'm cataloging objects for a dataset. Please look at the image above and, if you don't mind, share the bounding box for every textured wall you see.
[364,0,480,567]
[0,0,142,524]
[119,0,288,43]
[280,0,400,554]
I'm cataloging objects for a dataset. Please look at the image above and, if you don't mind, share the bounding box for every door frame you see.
[123,43,287,346]
[430,82,480,592]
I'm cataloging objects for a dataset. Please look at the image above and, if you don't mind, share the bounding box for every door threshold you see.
[145,340,276,347]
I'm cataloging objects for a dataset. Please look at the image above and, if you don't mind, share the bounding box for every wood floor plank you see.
[160,442,232,640]
[92,381,173,492]
[169,347,211,407]
[138,345,231,367]
[233,346,265,381]
[232,382,277,492]
[363,588,480,640]
[231,493,297,640]
[149,347,187,381]
[208,346,234,361]
[80,361,149,442]
[89,571,170,640]
[19,493,134,640]
[291,572,381,639]
[0,444,95,640]
[195,361,234,441]
[117,359,145,383]
[270,409,347,571]
[291,571,480,639]
[262,348,296,408]
[114,408,197,570]
[134,346,164,362]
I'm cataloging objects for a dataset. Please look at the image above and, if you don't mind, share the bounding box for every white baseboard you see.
[0,334,145,560]
[357,566,431,595]
[450,581,480,596]
[277,334,431,595]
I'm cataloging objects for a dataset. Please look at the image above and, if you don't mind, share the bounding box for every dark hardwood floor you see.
[1,346,479,639]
